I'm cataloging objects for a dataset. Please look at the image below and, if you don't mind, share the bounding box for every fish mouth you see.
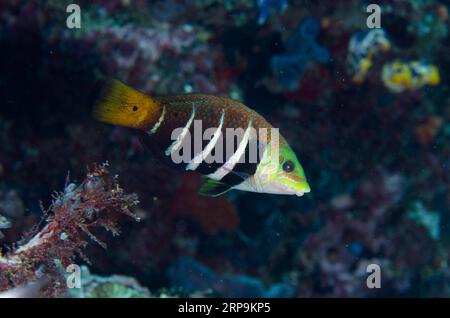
[295,184,311,196]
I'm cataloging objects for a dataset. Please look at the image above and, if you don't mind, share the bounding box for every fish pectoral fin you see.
[198,178,232,197]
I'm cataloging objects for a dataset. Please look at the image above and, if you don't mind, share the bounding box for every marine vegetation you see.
[0,0,449,298]
[93,79,310,197]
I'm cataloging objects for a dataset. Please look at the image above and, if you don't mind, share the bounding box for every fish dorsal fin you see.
[198,178,232,197]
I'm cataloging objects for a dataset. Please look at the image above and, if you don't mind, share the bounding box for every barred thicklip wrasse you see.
[93,79,310,197]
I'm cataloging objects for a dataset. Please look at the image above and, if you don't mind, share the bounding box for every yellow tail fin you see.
[93,79,160,130]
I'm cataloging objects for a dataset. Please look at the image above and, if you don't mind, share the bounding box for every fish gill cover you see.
[0,0,449,298]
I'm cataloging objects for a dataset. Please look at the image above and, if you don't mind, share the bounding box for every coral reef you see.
[66,265,151,298]
[0,0,449,298]
[168,257,294,297]
[347,28,390,83]
[0,163,139,297]
[382,60,440,93]
[0,214,10,239]
[407,201,440,241]
[79,23,219,95]
[170,174,239,235]
[257,0,288,25]
[414,116,443,145]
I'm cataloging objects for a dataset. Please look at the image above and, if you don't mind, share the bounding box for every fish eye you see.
[132,105,138,112]
[282,161,294,173]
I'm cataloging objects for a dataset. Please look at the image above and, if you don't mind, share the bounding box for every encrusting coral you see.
[0,163,140,297]
[271,17,330,91]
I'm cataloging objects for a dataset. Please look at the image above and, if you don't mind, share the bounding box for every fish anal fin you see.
[198,178,232,197]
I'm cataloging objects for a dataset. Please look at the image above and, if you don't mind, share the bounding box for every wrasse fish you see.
[93,79,310,197]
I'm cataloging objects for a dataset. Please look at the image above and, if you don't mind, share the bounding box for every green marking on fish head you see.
[254,142,310,196]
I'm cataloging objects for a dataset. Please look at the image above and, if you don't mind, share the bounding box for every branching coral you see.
[0,163,139,297]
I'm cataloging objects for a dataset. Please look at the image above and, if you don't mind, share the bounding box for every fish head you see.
[253,142,310,196]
